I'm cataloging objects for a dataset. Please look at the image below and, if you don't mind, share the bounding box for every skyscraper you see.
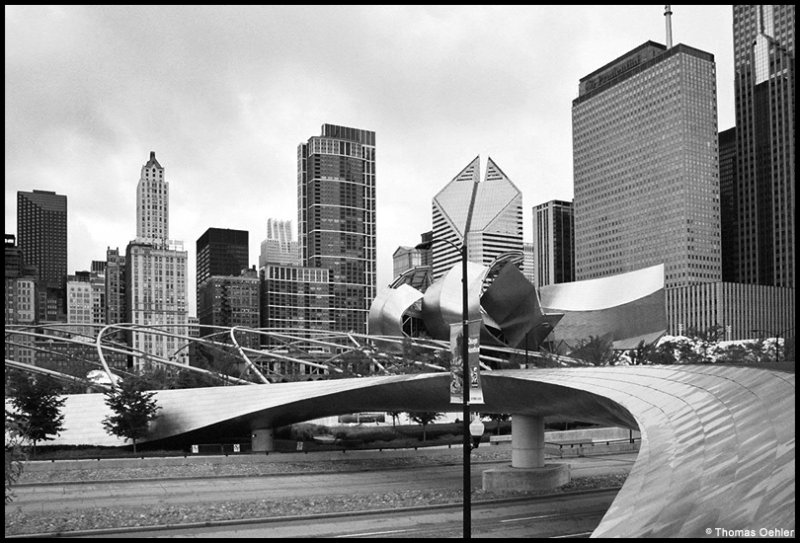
[198,270,260,347]
[17,190,67,290]
[196,228,253,338]
[126,152,188,364]
[259,218,300,267]
[532,200,574,288]
[431,156,523,281]
[104,247,126,326]
[731,5,795,288]
[297,124,376,334]
[196,228,250,290]
[718,127,738,282]
[136,151,169,244]
[572,41,720,288]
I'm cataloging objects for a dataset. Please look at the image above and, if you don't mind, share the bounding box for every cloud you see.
[4,5,734,316]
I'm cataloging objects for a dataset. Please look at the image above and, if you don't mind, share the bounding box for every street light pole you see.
[459,241,471,540]
[417,237,472,539]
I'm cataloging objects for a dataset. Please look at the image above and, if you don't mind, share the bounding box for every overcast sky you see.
[5,5,734,316]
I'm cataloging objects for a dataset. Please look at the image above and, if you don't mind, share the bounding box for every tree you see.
[628,340,656,365]
[407,411,441,442]
[481,413,510,435]
[570,335,614,366]
[388,410,403,431]
[5,407,27,504]
[7,373,66,457]
[102,376,161,454]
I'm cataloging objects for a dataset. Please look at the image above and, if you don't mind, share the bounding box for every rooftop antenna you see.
[664,5,673,49]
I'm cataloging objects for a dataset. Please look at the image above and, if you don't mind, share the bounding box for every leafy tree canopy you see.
[102,375,161,453]
[6,373,66,455]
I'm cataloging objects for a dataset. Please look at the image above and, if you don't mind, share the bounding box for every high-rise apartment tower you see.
[297,124,376,334]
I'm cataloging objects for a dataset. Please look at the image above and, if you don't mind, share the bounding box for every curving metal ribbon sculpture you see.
[40,364,794,537]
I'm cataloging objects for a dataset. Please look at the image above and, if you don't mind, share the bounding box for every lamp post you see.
[416,237,472,539]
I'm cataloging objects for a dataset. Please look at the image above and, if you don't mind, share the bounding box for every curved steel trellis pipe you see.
[5,359,113,392]
[95,323,254,386]
[230,326,270,384]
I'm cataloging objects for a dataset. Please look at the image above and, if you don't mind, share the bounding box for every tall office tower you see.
[5,234,23,278]
[297,124,376,334]
[431,156,523,281]
[392,246,424,279]
[391,245,432,292]
[719,127,739,282]
[259,219,300,267]
[267,218,292,245]
[126,241,188,363]
[198,269,260,347]
[66,270,104,338]
[4,234,36,326]
[532,200,575,288]
[572,41,720,288]
[126,152,188,364]
[260,264,332,350]
[105,247,126,325]
[196,228,250,292]
[731,5,795,288]
[17,190,67,290]
[136,151,169,245]
[522,242,536,285]
[196,228,252,338]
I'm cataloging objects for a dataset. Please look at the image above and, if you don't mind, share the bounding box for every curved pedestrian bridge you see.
[50,364,794,538]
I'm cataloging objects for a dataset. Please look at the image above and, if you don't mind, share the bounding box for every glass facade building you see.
[198,271,260,348]
[731,5,795,288]
[260,265,332,343]
[431,156,523,281]
[17,189,67,291]
[719,127,738,282]
[196,228,250,285]
[532,199,574,288]
[297,124,376,334]
[196,227,252,337]
[572,41,720,288]
[104,247,126,325]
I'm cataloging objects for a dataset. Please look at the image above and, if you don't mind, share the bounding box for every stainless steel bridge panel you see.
[34,364,794,538]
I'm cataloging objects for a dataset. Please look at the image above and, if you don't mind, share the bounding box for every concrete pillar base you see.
[251,428,274,452]
[482,463,570,493]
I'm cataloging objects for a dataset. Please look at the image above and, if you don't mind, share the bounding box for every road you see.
[86,490,618,538]
[10,454,635,537]
[11,454,634,514]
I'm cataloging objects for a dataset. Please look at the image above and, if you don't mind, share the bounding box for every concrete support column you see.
[251,428,274,453]
[511,414,545,468]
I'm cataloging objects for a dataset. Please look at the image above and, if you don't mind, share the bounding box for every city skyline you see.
[4,5,736,316]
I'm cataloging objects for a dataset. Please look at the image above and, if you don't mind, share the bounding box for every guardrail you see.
[488,434,641,457]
